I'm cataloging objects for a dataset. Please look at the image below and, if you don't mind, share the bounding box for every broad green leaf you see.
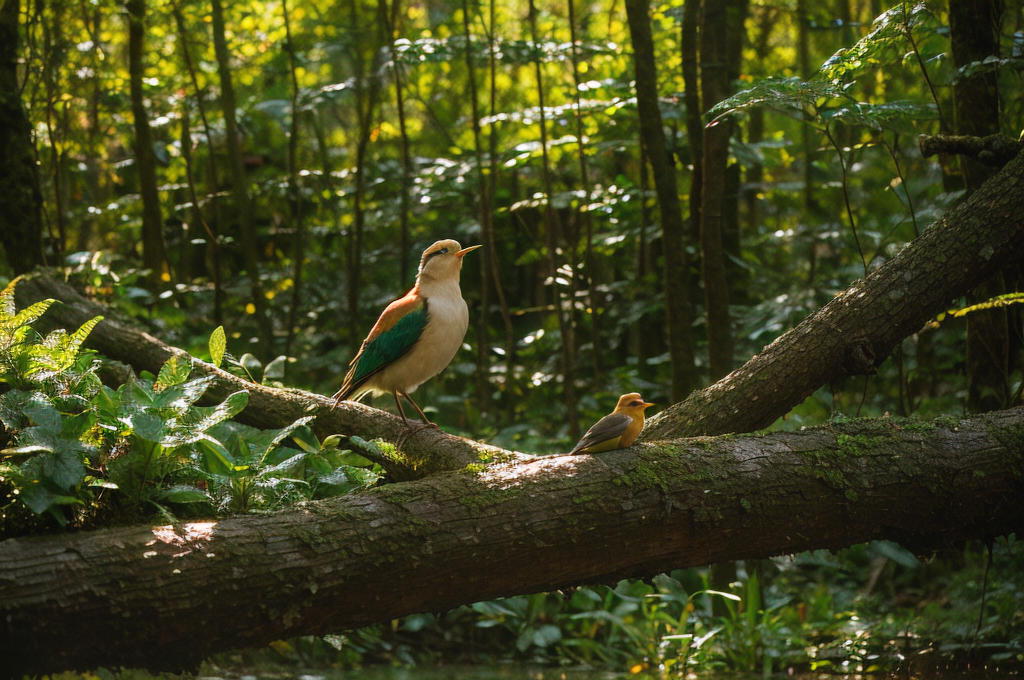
[131,412,166,443]
[42,450,87,490]
[197,435,236,475]
[291,426,322,454]
[263,355,287,382]
[24,401,62,435]
[194,391,249,432]
[260,452,307,478]
[209,326,226,368]
[156,354,191,391]
[155,376,215,409]
[254,415,314,463]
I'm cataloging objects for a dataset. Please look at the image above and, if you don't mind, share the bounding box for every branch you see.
[12,275,515,480]
[643,141,1024,439]
[919,133,1024,167]
[3,407,1023,676]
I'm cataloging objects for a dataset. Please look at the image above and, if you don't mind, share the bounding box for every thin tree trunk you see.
[345,0,383,351]
[380,0,413,289]
[43,0,67,262]
[624,0,697,403]
[567,0,602,380]
[743,6,774,238]
[698,0,734,381]
[282,0,305,362]
[796,0,818,286]
[461,0,493,416]
[950,0,1009,413]
[681,0,702,246]
[0,0,45,273]
[528,0,580,438]
[487,0,516,401]
[173,3,223,325]
[211,0,273,353]
[126,0,169,287]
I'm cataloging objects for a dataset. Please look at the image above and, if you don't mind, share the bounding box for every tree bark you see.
[210,0,273,354]
[950,0,1009,413]
[681,0,702,246]
[3,406,1023,677]
[126,0,170,287]
[0,0,46,273]
[644,145,1024,439]
[529,0,579,439]
[624,0,697,402]
[699,0,735,381]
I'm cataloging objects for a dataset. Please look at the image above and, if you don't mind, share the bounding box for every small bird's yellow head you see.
[417,239,481,282]
[614,392,654,415]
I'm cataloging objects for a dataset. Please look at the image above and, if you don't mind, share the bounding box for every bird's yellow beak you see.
[642,402,655,409]
[455,245,482,258]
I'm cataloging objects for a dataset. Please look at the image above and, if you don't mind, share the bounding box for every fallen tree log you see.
[643,139,1024,439]
[2,406,1023,676]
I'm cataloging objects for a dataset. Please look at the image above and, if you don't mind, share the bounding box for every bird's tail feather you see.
[331,384,353,408]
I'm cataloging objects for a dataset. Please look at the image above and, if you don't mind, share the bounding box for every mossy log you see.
[2,407,1023,676]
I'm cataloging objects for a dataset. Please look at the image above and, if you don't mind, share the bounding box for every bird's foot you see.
[396,421,440,449]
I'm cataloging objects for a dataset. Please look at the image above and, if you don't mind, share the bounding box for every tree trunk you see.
[699,0,735,381]
[644,143,1024,440]
[681,0,702,246]
[624,0,697,402]
[950,0,1009,413]
[529,0,579,438]
[3,405,1023,677]
[210,0,273,353]
[126,0,170,287]
[461,0,493,418]
[0,0,46,273]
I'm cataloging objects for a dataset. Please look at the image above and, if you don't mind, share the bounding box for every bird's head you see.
[417,239,481,282]
[614,392,654,415]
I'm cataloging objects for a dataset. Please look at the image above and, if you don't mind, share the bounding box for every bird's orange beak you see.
[455,245,482,258]
[642,402,654,409]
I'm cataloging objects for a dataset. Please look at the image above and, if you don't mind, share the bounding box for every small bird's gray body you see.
[569,412,633,455]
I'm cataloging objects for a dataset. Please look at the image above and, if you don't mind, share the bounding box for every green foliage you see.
[0,285,376,532]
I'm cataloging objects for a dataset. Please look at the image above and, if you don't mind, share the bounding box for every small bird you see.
[568,393,654,455]
[332,239,481,433]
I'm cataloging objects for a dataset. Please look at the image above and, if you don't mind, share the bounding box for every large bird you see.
[569,393,654,455]
[332,239,481,432]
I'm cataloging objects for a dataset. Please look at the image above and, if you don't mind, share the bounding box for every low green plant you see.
[0,283,377,532]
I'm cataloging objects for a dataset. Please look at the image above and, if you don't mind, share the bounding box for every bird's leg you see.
[392,391,413,428]
[401,391,438,429]
[394,391,438,448]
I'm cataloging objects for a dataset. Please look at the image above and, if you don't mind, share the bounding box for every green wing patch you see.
[348,300,428,389]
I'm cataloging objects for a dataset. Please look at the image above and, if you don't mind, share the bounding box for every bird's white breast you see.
[368,278,469,395]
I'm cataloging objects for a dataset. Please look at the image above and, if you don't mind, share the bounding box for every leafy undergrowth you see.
[0,279,380,538]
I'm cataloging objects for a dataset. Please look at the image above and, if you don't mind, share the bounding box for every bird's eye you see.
[440,247,448,254]
[631,400,643,407]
